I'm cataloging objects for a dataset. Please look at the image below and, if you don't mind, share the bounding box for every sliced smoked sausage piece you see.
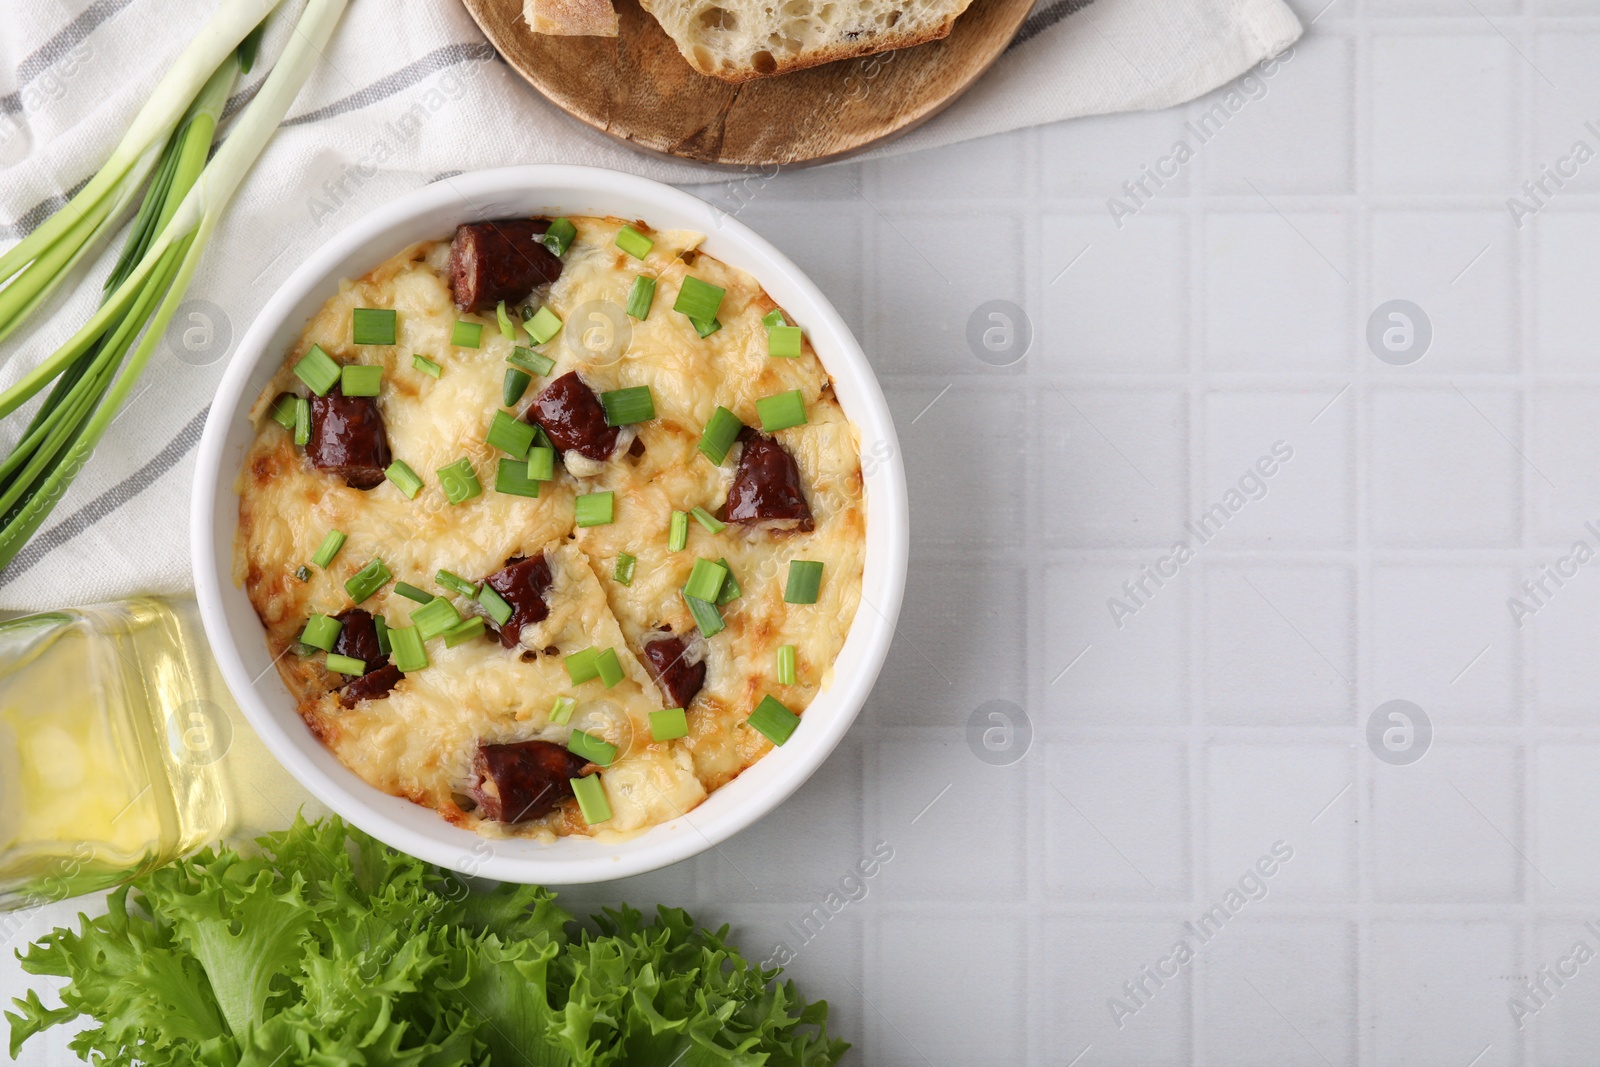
[526,372,619,464]
[309,385,391,490]
[448,219,563,313]
[484,554,553,648]
[339,664,403,708]
[333,609,388,670]
[641,633,706,708]
[724,433,813,531]
[471,740,590,823]
[332,609,402,708]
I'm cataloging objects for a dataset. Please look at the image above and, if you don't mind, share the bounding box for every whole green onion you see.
[0,0,350,570]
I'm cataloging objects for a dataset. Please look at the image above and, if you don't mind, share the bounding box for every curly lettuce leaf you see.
[7,883,234,1065]
[456,880,570,948]
[7,816,848,1067]
[141,856,319,1038]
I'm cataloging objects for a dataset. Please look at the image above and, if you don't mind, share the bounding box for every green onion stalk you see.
[0,0,350,569]
[0,0,279,346]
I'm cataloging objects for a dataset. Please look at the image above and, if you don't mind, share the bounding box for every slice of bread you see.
[524,0,619,36]
[638,0,976,81]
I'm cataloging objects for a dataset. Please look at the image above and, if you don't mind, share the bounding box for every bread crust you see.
[671,16,965,82]
[524,0,619,36]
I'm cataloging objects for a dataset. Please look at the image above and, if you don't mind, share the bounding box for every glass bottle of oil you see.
[0,596,290,910]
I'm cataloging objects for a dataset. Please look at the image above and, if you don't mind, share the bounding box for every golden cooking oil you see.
[0,598,246,909]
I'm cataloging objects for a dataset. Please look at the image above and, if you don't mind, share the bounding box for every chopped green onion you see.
[311,530,346,569]
[715,557,741,605]
[650,708,688,742]
[394,581,433,604]
[761,308,787,328]
[746,694,800,745]
[756,390,807,432]
[698,406,743,464]
[527,306,562,345]
[411,597,461,641]
[437,458,482,505]
[293,398,310,447]
[690,316,721,339]
[549,695,575,724]
[615,225,653,259]
[352,308,396,346]
[496,300,517,341]
[539,217,577,257]
[345,558,391,604]
[299,613,341,652]
[684,558,729,602]
[531,425,553,449]
[520,304,536,322]
[478,584,513,625]
[668,510,689,552]
[777,644,797,685]
[683,593,725,637]
[526,446,555,483]
[340,364,382,397]
[325,653,365,676]
[451,320,483,349]
[575,490,614,527]
[625,276,656,320]
[385,460,423,499]
[503,368,532,406]
[674,277,725,323]
[601,385,655,426]
[270,394,298,430]
[767,324,802,359]
[595,647,624,688]
[509,346,555,376]
[373,615,390,655]
[435,570,478,598]
[389,625,428,672]
[413,354,441,378]
[293,345,340,396]
[487,410,536,457]
[294,565,311,584]
[495,457,542,497]
[444,616,486,648]
[570,774,611,823]
[691,506,725,534]
[565,646,600,684]
[568,729,617,766]
[785,559,823,604]
[613,553,636,586]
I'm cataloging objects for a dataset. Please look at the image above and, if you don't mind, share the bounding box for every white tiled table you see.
[10,2,1600,1063]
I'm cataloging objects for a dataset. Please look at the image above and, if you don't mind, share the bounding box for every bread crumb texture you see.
[640,0,977,80]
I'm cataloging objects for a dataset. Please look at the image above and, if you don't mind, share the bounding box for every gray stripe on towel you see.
[282,42,497,127]
[0,0,135,114]
[1008,0,1096,51]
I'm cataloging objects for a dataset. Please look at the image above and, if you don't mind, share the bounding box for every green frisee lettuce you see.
[7,815,848,1067]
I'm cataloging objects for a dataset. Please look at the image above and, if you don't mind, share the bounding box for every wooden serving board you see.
[459,0,1034,168]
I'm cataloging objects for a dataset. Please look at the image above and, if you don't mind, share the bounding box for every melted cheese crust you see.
[235,217,865,839]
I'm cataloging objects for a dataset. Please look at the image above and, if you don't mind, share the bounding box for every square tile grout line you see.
[1351,13,1376,1062]
[1511,11,1538,1066]
[1018,119,1048,1067]
[1175,85,1211,1065]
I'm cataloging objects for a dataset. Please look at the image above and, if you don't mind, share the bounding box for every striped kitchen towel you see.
[0,0,1300,610]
